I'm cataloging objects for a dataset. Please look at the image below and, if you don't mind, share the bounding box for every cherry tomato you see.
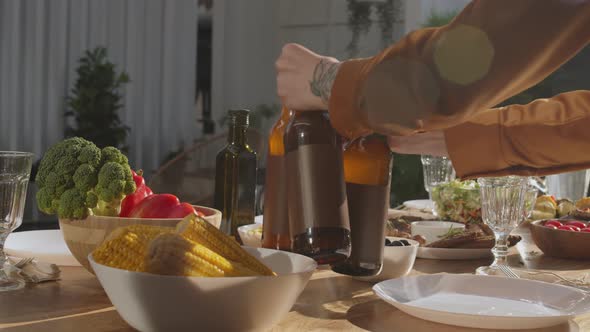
[545,220,563,228]
[558,225,580,232]
[581,228,590,233]
[566,221,587,229]
[545,225,558,230]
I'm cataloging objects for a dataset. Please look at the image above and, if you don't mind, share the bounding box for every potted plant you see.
[65,46,130,151]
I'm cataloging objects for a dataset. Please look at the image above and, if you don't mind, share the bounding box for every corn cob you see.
[93,224,171,272]
[145,233,260,277]
[176,214,276,276]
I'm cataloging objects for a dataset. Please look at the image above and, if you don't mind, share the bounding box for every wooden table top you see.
[1,226,590,332]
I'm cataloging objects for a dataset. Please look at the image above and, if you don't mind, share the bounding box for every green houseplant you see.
[65,47,130,151]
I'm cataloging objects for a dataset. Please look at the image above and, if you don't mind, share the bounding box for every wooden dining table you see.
[1,225,590,332]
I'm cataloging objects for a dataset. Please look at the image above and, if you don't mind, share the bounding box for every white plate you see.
[417,247,492,260]
[374,274,590,330]
[403,199,434,210]
[5,230,80,266]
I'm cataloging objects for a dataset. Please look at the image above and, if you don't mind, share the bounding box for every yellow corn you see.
[145,233,259,277]
[176,214,276,276]
[93,224,171,272]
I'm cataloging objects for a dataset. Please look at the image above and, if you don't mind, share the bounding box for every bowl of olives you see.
[354,236,418,282]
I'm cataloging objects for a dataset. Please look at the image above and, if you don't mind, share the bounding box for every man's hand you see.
[275,43,340,111]
[388,131,449,157]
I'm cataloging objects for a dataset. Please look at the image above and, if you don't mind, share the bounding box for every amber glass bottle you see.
[284,111,351,264]
[214,110,257,242]
[262,107,292,251]
[332,135,392,276]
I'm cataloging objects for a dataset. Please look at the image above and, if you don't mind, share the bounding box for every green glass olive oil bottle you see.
[214,110,257,242]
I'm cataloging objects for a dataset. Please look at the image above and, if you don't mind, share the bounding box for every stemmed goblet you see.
[0,152,33,291]
[476,176,528,276]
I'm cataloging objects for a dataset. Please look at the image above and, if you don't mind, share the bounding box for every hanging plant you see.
[346,0,373,57]
[346,0,402,57]
[375,0,402,49]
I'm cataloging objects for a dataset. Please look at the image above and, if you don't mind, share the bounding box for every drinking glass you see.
[476,176,528,276]
[0,152,33,291]
[421,155,455,214]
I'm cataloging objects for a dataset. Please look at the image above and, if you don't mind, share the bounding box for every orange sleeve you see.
[445,90,590,179]
[329,0,590,138]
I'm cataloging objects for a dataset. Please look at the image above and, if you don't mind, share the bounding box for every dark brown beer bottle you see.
[284,111,351,264]
[262,106,292,251]
[214,110,257,242]
[332,135,392,276]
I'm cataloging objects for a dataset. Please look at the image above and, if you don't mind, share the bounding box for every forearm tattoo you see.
[310,59,340,106]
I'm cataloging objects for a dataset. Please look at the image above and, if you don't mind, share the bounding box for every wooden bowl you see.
[530,220,590,260]
[59,205,221,273]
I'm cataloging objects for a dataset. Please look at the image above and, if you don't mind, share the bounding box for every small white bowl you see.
[237,223,262,248]
[89,247,317,331]
[355,236,418,282]
[411,221,465,244]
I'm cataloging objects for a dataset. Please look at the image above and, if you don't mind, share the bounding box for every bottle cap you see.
[228,109,250,127]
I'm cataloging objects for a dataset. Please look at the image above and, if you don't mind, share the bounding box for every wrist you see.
[309,58,341,108]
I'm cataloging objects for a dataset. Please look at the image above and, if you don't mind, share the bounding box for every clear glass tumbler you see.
[421,155,455,214]
[0,151,33,291]
[476,176,528,276]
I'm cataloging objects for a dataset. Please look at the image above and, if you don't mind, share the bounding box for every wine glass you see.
[421,155,455,214]
[476,176,528,276]
[0,151,33,291]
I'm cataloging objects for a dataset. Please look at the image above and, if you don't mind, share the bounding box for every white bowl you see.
[410,221,465,244]
[89,247,316,331]
[237,223,262,248]
[355,236,418,282]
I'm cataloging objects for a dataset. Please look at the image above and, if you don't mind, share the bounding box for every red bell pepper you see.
[119,170,154,217]
[128,193,203,219]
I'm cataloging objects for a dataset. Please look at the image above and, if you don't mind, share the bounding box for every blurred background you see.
[0,0,588,228]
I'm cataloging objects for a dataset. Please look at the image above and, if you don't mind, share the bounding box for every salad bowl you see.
[431,180,481,223]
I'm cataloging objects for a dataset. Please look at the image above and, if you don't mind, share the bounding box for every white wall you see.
[211,0,398,127]
[0,0,198,175]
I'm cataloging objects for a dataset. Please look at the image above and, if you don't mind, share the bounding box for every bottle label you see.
[263,154,290,240]
[286,144,350,236]
[346,182,390,265]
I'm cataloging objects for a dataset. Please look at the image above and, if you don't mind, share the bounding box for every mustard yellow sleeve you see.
[445,90,590,179]
[329,0,590,138]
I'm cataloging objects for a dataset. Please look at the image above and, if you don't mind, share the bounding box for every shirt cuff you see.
[444,121,510,179]
[328,59,373,140]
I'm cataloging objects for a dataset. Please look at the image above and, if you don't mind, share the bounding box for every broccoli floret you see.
[44,172,72,197]
[35,137,136,219]
[86,192,99,208]
[36,137,91,187]
[101,146,128,165]
[73,164,98,191]
[92,162,136,216]
[58,188,91,220]
[36,187,56,214]
[95,161,135,202]
[78,145,101,167]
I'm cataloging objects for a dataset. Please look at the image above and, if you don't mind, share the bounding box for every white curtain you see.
[0,0,198,175]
